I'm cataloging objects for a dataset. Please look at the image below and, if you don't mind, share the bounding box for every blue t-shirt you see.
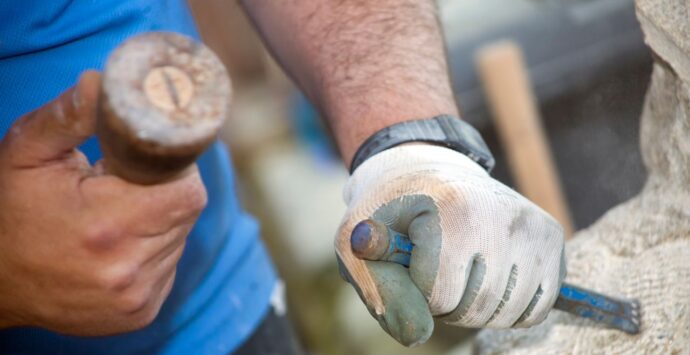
[0,1,277,353]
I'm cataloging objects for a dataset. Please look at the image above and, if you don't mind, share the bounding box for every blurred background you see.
[188,0,651,354]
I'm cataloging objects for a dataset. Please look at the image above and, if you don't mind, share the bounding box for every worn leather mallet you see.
[98,32,231,184]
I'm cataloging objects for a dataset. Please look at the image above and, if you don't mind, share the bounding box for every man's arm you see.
[240,0,458,166]
[242,0,566,347]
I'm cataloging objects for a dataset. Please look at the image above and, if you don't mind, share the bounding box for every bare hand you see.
[0,71,207,336]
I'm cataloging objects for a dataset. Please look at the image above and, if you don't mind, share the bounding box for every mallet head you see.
[98,32,231,184]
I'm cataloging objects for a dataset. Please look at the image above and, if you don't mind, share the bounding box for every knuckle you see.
[82,223,122,251]
[177,178,207,214]
[120,281,171,329]
[131,307,160,330]
[117,305,160,332]
[117,288,152,315]
[187,180,208,212]
[131,303,162,330]
[98,263,139,291]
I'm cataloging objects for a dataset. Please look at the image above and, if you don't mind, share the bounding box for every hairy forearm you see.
[241,0,459,166]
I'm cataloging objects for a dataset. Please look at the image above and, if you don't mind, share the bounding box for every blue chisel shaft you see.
[350,219,641,334]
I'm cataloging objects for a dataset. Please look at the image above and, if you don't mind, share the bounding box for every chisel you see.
[350,219,641,334]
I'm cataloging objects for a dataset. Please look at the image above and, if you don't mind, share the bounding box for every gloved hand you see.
[335,144,566,346]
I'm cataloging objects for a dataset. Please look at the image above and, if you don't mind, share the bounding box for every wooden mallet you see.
[97,32,232,184]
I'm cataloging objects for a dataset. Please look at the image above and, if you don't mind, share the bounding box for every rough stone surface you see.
[476,3,690,352]
[636,0,690,83]
[636,0,689,55]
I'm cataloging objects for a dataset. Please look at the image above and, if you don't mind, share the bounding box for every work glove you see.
[335,144,566,346]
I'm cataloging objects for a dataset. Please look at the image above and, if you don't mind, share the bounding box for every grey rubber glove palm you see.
[336,144,566,346]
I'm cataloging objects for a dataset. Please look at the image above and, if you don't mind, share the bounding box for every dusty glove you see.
[335,144,566,346]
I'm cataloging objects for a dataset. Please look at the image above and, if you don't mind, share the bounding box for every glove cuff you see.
[349,115,495,174]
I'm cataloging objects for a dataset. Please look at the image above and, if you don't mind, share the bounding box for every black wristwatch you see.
[350,115,495,174]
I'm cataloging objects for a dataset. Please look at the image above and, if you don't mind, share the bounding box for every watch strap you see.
[350,115,495,174]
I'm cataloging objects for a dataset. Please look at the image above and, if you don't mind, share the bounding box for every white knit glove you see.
[335,144,566,346]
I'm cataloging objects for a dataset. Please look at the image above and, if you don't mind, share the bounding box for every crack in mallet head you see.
[97,32,232,184]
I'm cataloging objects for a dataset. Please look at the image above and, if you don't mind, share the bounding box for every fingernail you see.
[52,100,66,124]
[72,85,83,110]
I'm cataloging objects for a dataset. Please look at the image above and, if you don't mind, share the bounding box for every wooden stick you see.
[475,40,574,237]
